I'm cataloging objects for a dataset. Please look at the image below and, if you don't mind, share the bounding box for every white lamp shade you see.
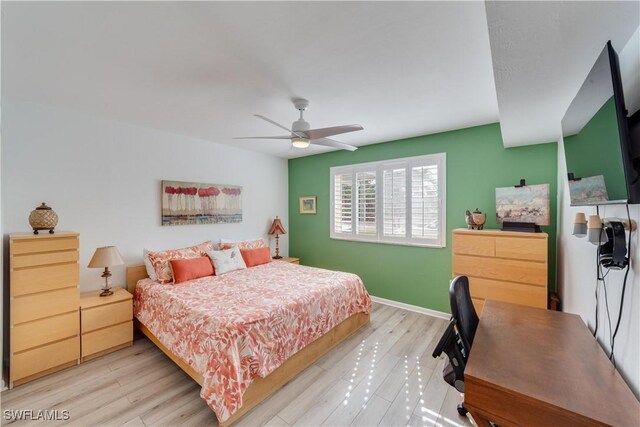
[88,246,124,268]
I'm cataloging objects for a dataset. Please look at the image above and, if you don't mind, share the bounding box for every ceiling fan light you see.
[292,137,310,148]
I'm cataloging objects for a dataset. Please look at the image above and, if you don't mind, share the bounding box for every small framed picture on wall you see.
[299,196,317,214]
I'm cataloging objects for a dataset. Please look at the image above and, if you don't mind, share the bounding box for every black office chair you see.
[432,275,479,416]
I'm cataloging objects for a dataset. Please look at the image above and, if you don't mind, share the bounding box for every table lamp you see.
[268,216,287,259]
[88,246,125,296]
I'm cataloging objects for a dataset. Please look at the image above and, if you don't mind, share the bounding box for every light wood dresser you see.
[9,232,80,388]
[80,287,133,362]
[452,228,548,315]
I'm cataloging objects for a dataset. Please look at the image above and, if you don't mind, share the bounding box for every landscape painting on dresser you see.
[161,180,242,226]
[495,183,550,226]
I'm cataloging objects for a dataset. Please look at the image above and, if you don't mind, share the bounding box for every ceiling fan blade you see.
[305,124,363,140]
[233,136,292,140]
[311,137,358,151]
[254,115,304,138]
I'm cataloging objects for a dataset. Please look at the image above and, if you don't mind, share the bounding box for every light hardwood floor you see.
[1,303,473,427]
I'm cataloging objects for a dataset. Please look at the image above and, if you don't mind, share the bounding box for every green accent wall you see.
[564,96,627,201]
[288,123,557,313]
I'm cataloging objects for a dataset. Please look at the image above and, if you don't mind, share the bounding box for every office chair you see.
[432,275,479,416]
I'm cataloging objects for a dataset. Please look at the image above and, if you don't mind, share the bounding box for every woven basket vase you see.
[29,203,58,233]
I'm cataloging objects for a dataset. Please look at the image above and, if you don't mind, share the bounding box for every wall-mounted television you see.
[562,41,640,206]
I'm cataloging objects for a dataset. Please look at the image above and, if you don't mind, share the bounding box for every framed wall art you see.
[299,196,317,215]
[162,180,242,226]
[495,183,550,226]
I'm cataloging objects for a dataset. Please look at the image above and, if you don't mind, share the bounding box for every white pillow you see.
[207,246,247,275]
[143,249,158,281]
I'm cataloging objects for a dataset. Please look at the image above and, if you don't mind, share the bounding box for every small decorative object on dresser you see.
[88,246,125,296]
[299,196,317,214]
[80,288,133,362]
[28,202,59,234]
[268,216,287,259]
[465,208,486,230]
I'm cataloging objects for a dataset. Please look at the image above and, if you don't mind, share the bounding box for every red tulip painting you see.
[161,180,242,226]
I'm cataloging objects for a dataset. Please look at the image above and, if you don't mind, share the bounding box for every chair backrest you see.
[449,275,479,354]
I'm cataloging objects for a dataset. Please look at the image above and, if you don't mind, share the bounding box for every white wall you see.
[557,141,639,398]
[1,99,289,292]
[557,27,640,399]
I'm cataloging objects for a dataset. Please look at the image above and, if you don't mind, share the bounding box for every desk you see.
[465,300,640,426]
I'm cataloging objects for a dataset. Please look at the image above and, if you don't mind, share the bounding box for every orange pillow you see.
[240,247,272,267]
[169,257,214,284]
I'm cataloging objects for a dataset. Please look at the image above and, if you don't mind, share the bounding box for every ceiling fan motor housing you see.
[292,118,310,134]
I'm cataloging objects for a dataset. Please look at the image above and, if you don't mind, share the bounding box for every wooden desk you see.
[465,300,640,427]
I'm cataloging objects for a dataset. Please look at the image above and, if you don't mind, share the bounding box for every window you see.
[330,153,446,247]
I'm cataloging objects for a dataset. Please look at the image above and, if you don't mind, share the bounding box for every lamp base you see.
[100,288,114,297]
[273,255,283,259]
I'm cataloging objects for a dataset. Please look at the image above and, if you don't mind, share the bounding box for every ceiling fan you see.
[235,98,363,151]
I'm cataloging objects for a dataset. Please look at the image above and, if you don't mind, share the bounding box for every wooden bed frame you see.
[126,264,370,426]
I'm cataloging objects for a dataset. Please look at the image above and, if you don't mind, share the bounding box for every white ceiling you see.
[2,2,639,157]
[1,1,498,158]
[486,1,640,147]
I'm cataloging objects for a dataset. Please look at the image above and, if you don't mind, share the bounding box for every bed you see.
[126,260,371,425]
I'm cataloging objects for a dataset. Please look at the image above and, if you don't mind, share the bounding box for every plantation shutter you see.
[333,173,353,234]
[330,152,445,247]
[383,168,406,237]
[411,164,439,239]
[356,171,376,236]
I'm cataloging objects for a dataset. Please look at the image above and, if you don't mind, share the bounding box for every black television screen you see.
[562,41,639,206]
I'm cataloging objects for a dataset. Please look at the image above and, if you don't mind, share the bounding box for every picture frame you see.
[161,180,242,226]
[299,196,317,215]
[495,183,550,226]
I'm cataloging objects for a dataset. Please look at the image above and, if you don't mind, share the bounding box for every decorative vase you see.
[465,208,486,230]
[29,202,58,235]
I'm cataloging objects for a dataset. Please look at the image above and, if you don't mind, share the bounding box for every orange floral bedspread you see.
[133,260,371,422]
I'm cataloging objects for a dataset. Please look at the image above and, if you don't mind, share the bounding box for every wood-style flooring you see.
[1,303,473,427]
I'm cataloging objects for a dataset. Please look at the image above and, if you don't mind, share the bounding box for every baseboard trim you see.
[370,295,450,320]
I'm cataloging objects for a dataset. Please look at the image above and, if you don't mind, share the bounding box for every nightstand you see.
[279,256,300,264]
[80,287,133,362]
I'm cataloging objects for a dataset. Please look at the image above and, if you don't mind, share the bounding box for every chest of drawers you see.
[452,229,548,315]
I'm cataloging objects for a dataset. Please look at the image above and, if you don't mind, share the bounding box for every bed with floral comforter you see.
[133,260,371,423]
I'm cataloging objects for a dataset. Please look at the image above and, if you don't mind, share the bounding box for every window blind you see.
[333,173,353,234]
[411,165,439,239]
[330,153,445,247]
[356,171,376,236]
[383,168,406,237]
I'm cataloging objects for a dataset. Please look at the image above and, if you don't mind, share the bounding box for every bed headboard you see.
[126,264,148,294]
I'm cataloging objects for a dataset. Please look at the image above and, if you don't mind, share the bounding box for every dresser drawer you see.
[82,300,132,333]
[495,237,547,262]
[11,263,79,296]
[453,233,495,257]
[11,311,79,353]
[12,287,79,325]
[11,236,79,255]
[11,250,78,269]
[82,322,133,357]
[469,277,547,309]
[11,336,79,382]
[453,254,546,287]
